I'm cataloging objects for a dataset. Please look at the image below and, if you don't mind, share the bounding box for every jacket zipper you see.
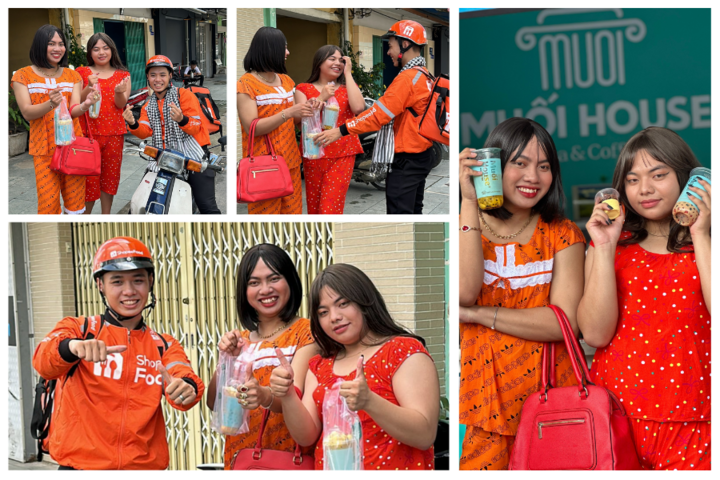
[252,168,278,178]
[117,330,132,468]
[72,148,93,155]
[538,418,585,439]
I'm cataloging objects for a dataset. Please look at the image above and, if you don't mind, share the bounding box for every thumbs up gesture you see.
[68,339,127,362]
[169,102,184,123]
[340,356,371,412]
[269,347,295,398]
[159,364,197,406]
[236,360,263,410]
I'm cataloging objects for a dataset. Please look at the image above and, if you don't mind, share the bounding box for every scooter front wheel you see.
[371,180,386,191]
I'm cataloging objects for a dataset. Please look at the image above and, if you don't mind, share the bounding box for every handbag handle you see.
[542,305,593,400]
[252,409,304,465]
[247,118,278,163]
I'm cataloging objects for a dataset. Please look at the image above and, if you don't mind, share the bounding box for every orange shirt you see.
[237,73,302,170]
[223,318,315,468]
[459,217,586,436]
[11,66,84,156]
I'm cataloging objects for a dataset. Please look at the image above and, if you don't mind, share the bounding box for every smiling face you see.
[246,258,291,323]
[317,286,366,346]
[319,49,344,81]
[146,66,170,93]
[623,149,680,221]
[91,39,111,66]
[501,136,553,212]
[98,269,151,320]
[386,37,401,67]
[47,32,66,67]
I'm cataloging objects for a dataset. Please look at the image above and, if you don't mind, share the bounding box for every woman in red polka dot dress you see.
[578,127,711,470]
[269,264,438,469]
[296,46,365,214]
[77,33,131,215]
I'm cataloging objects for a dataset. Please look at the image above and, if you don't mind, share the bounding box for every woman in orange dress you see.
[11,24,100,214]
[236,27,315,215]
[206,244,319,468]
[458,117,586,470]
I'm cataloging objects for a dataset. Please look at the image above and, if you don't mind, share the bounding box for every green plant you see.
[9,90,29,134]
[64,24,88,69]
[341,41,385,100]
[439,396,449,422]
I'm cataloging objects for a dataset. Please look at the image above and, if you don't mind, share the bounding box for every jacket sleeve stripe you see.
[165,361,192,370]
[412,70,424,85]
[376,99,395,120]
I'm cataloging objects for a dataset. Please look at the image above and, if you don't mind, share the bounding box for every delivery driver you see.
[123,55,220,214]
[32,237,205,470]
[314,20,434,214]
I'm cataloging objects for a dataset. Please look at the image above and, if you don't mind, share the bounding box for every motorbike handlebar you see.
[206,163,224,172]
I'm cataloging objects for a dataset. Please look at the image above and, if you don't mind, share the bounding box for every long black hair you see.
[613,127,702,252]
[310,264,425,358]
[86,33,127,71]
[243,27,288,75]
[236,244,303,331]
[483,117,566,224]
[305,45,345,85]
[30,25,68,69]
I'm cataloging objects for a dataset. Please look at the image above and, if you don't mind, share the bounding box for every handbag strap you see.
[246,118,278,162]
[542,305,591,399]
[252,409,304,465]
[83,112,94,141]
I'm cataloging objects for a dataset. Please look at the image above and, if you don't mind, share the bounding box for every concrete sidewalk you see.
[8,74,228,215]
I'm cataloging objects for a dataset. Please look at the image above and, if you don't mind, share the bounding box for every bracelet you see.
[491,306,499,330]
[460,225,481,232]
[260,389,274,410]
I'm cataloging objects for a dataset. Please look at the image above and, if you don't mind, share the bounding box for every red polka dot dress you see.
[589,233,711,469]
[76,67,130,202]
[296,84,364,214]
[309,337,435,470]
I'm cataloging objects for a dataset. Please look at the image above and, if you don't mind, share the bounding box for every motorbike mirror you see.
[139,141,147,150]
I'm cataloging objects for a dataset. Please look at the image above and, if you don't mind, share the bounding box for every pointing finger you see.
[275,347,294,380]
[356,355,365,380]
[106,345,128,354]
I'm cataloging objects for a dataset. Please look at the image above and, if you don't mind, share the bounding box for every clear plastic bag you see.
[322,93,340,131]
[54,97,75,146]
[302,106,325,159]
[322,380,363,470]
[88,84,101,119]
[210,346,253,436]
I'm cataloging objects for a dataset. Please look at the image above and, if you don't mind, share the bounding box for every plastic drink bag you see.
[302,106,325,160]
[211,345,254,436]
[54,98,75,146]
[673,167,711,226]
[322,93,340,130]
[88,84,101,119]
[322,380,363,470]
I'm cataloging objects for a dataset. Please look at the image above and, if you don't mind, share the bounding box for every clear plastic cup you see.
[595,188,621,220]
[472,148,503,210]
[673,167,711,226]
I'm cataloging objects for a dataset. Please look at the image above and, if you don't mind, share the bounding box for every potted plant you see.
[9,90,29,157]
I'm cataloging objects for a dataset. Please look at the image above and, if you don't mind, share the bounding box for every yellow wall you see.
[8,9,61,82]
[277,16,330,85]
[71,9,155,60]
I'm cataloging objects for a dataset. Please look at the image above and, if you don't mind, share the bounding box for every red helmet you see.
[145,55,173,75]
[382,20,427,47]
[93,237,154,280]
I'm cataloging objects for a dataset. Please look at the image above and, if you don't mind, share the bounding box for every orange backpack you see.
[188,86,223,137]
[412,69,450,146]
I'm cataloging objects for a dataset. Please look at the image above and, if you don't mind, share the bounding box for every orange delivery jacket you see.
[129,88,210,147]
[339,66,433,154]
[32,314,205,470]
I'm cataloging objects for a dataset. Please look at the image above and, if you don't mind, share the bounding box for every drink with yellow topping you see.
[472,148,503,210]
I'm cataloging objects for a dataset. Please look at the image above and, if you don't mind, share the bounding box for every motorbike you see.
[123,138,225,214]
[351,98,446,191]
[171,63,185,88]
[127,86,149,123]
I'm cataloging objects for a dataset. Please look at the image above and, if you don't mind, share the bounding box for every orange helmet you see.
[93,237,154,280]
[382,20,427,47]
[145,55,174,75]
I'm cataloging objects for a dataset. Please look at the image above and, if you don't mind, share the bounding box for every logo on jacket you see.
[94,353,124,380]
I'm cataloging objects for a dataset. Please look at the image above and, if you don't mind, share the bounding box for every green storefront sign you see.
[460,8,710,220]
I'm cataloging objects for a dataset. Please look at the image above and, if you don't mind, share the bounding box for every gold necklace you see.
[257,322,288,340]
[479,211,535,240]
[38,66,60,77]
[256,71,277,84]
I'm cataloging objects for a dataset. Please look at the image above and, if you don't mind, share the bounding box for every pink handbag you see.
[509,305,641,470]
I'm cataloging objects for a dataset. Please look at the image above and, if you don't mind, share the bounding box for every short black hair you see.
[190,59,197,65]
[483,117,566,224]
[243,27,288,75]
[30,25,68,69]
[236,244,302,331]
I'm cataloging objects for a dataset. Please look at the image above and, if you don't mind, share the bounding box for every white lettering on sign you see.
[515,9,647,91]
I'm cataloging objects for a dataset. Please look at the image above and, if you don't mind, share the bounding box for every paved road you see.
[8,74,228,215]
[8,459,57,470]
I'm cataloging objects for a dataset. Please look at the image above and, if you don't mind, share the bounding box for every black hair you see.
[613,127,703,252]
[243,27,288,75]
[29,25,68,69]
[305,45,345,85]
[190,59,197,65]
[236,244,303,331]
[86,33,127,71]
[309,263,425,358]
[482,117,566,224]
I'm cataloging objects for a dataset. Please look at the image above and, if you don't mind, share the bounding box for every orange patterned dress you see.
[459,217,585,470]
[11,66,85,214]
[237,73,302,215]
[223,318,315,468]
